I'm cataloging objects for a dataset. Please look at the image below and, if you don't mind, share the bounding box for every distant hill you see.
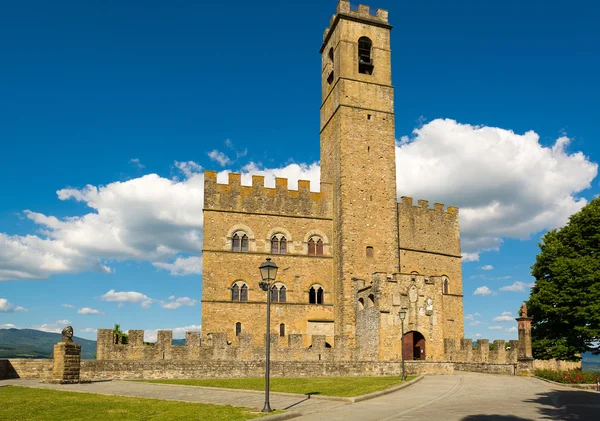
[0,329,97,359]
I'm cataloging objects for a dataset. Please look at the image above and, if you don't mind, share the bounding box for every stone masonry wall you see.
[444,338,519,364]
[534,359,582,371]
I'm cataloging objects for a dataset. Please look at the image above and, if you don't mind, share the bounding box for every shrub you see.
[535,369,600,384]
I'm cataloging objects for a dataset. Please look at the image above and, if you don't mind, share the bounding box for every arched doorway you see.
[403,331,426,360]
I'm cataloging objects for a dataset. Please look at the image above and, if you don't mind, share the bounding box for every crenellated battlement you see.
[444,338,519,364]
[96,329,338,362]
[399,196,459,216]
[323,1,390,40]
[204,171,332,219]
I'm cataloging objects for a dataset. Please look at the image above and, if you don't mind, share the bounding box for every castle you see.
[201,0,464,362]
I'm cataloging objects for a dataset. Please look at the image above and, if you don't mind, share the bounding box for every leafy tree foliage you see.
[527,197,600,360]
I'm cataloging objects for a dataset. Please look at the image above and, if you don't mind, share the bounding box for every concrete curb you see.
[131,375,424,403]
[351,375,424,403]
[534,376,599,391]
[256,411,302,421]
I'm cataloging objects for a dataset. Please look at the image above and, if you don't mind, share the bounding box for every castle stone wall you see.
[534,359,582,371]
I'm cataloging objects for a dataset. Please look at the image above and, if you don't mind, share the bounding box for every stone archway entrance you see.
[403,331,426,360]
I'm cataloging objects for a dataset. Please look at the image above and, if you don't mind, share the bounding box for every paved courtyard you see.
[2,372,600,420]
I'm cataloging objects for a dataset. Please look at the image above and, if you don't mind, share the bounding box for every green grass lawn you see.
[0,386,268,420]
[140,375,416,397]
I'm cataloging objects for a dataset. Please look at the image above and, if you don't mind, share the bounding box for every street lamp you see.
[399,308,407,381]
[259,258,278,413]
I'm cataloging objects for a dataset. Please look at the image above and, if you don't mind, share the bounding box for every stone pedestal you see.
[515,305,534,376]
[52,341,82,384]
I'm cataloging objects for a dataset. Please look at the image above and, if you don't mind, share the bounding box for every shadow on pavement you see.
[462,416,530,420]
[525,388,600,421]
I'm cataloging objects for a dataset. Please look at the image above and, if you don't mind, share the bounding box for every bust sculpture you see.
[61,326,74,343]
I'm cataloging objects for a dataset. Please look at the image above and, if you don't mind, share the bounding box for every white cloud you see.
[501,311,512,316]
[81,328,97,333]
[469,321,482,326]
[0,169,204,281]
[207,150,232,167]
[159,296,198,310]
[480,265,494,271]
[1,119,597,281]
[475,333,482,338]
[78,307,103,315]
[153,256,202,276]
[493,315,514,322]
[143,324,202,342]
[499,281,535,292]
[488,326,503,330]
[465,314,474,321]
[505,326,518,333]
[397,119,597,260]
[0,298,27,313]
[1,324,17,329]
[33,320,71,333]
[129,158,145,169]
[473,286,492,296]
[101,289,153,308]
[174,160,203,178]
[61,304,75,308]
[474,312,482,317]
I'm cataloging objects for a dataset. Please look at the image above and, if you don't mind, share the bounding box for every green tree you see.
[527,197,600,360]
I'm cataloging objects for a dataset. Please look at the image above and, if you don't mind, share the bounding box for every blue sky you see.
[1,0,598,342]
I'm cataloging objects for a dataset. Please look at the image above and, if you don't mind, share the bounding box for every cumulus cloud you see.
[143,324,202,342]
[469,321,482,326]
[61,304,75,308]
[488,326,503,330]
[160,297,198,310]
[153,256,202,276]
[1,324,17,329]
[475,333,482,338]
[78,307,103,315]
[499,281,535,292]
[0,169,204,281]
[465,314,474,321]
[81,327,97,333]
[473,286,492,296]
[0,298,27,312]
[397,119,597,261]
[505,326,518,333]
[493,312,514,322]
[33,320,71,333]
[480,265,494,271]
[207,150,232,167]
[101,289,153,308]
[0,119,597,281]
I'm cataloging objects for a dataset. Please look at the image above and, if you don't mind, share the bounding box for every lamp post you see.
[259,258,278,413]
[399,308,407,381]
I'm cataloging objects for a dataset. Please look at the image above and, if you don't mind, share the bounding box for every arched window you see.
[280,323,285,337]
[232,232,249,252]
[358,36,374,75]
[358,297,365,310]
[231,281,249,302]
[270,283,287,303]
[280,237,287,254]
[309,285,324,305]
[235,322,242,336]
[366,246,374,258]
[308,237,324,256]
[271,234,288,254]
[443,278,450,295]
[327,47,335,84]
[368,294,375,307]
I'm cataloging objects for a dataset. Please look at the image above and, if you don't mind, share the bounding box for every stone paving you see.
[2,373,600,420]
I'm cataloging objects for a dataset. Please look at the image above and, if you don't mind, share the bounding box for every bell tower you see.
[320,1,399,346]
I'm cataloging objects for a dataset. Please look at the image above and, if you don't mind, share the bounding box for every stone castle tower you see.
[200,0,464,361]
